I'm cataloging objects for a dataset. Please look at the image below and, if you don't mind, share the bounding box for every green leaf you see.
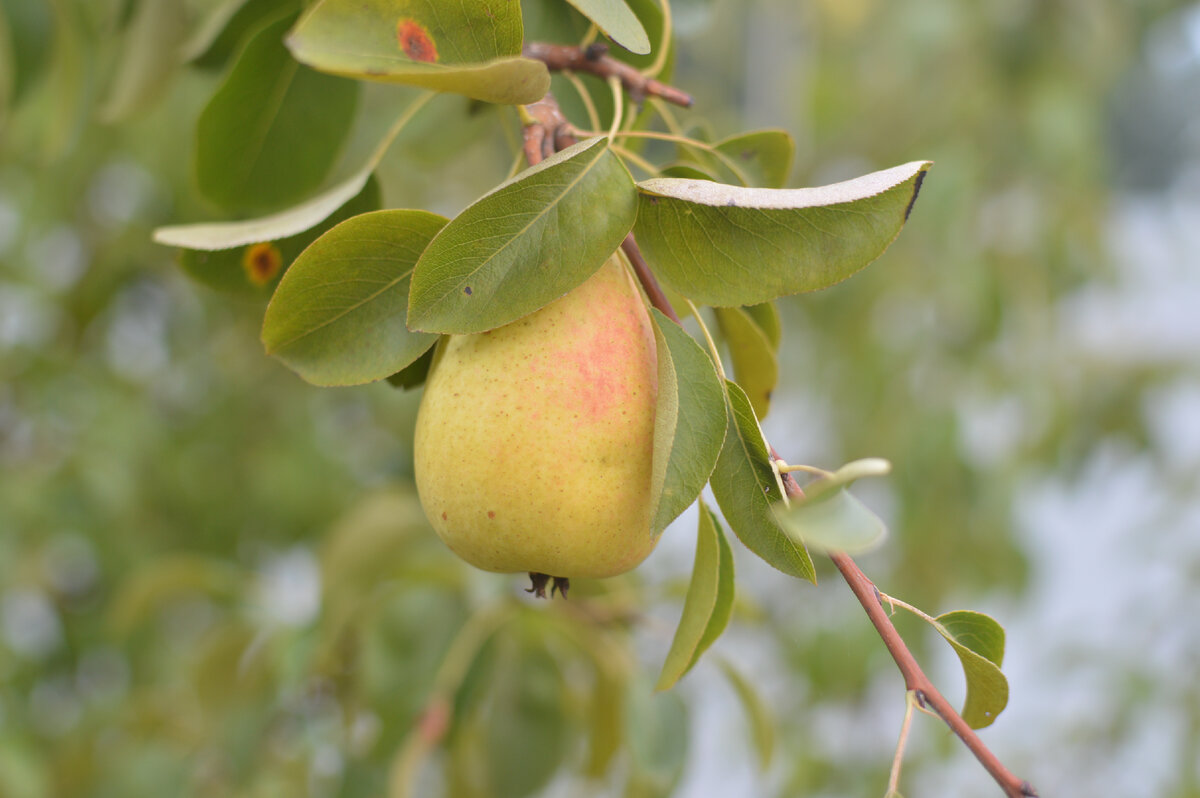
[933,610,1009,729]
[633,161,932,306]
[484,646,569,798]
[772,458,891,554]
[386,343,437,391]
[584,650,626,778]
[563,0,650,54]
[773,488,887,555]
[627,685,688,795]
[743,301,781,348]
[261,209,447,386]
[408,137,637,334]
[107,555,242,637]
[195,12,359,213]
[716,659,775,770]
[715,306,778,419]
[98,0,186,121]
[713,129,795,188]
[656,501,734,690]
[182,0,299,67]
[286,0,549,105]
[156,91,431,252]
[172,175,381,295]
[710,380,815,582]
[648,309,727,537]
[0,5,12,127]
[659,162,717,181]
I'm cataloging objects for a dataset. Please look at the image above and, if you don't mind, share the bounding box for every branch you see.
[520,92,1037,798]
[524,41,694,108]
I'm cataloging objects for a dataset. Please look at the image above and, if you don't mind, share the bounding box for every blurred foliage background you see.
[3,0,1200,796]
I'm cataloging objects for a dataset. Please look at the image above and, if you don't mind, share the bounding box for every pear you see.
[413,252,659,580]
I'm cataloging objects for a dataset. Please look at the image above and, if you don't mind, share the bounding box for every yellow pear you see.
[413,252,659,580]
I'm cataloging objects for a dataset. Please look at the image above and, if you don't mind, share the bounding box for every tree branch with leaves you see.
[154,0,1036,795]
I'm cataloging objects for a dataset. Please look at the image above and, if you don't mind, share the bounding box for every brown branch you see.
[520,91,1036,798]
[524,41,694,108]
[826,551,1037,797]
[620,236,680,324]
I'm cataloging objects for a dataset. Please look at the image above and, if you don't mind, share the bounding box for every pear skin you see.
[413,254,659,579]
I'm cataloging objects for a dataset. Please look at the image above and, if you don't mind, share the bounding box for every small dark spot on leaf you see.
[726,198,738,207]
[441,511,447,520]
[464,286,472,295]
[740,148,755,160]
[487,510,495,519]
[649,196,659,205]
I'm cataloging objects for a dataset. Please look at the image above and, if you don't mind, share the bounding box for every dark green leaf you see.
[261,209,447,386]
[286,0,549,105]
[648,309,727,537]
[386,343,437,391]
[716,659,775,770]
[659,162,717,181]
[195,12,359,213]
[715,306,778,419]
[634,161,932,306]
[656,501,733,690]
[933,610,1009,729]
[563,0,650,54]
[710,380,815,582]
[172,175,381,296]
[408,137,637,334]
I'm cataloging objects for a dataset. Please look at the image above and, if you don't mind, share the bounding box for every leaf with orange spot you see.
[287,0,548,105]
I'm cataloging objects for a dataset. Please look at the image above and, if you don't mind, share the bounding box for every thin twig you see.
[524,41,694,107]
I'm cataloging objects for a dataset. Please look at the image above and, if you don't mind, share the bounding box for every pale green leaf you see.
[627,685,688,795]
[772,458,891,554]
[261,209,447,386]
[173,175,381,295]
[563,0,650,54]
[715,306,778,419]
[710,380,815,582]
[286,0,549,104]
[743,301,781,349]
[656,501,733,690]
[648,309,727,537]
[108,555,242,637]
[484,647,569,798]
[634,161,932,306]
[156,92,430,251]
[99,0,186,121]
[408,137,637,334]
[182,0,299,66]
[933,610,1009,729]
[584,650,626,778]
[713,129,795,188]
[716,658,775,770]
[195,12,359,213]
[773,487,887,555]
